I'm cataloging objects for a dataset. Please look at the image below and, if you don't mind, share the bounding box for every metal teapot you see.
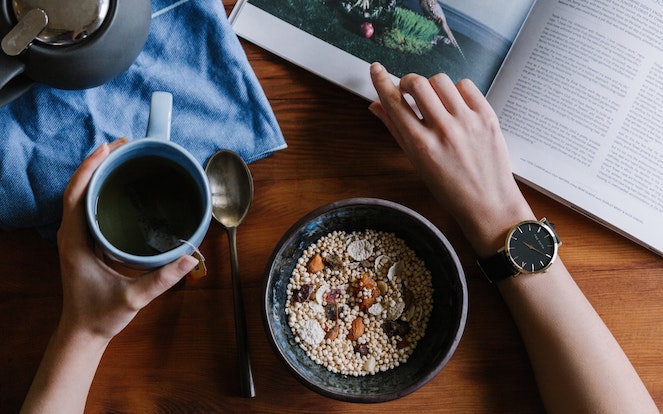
[0,0,151,106]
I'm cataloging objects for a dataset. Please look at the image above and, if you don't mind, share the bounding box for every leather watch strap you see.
[477,251,518,283]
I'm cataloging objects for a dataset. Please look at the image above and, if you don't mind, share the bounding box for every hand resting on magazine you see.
[368,62,658,414]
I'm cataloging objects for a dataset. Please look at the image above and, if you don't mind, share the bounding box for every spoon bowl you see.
[205,149,255,398]
[207,151,253,227]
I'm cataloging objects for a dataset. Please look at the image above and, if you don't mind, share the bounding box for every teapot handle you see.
[145,92,173,141]
[0,53,33,107]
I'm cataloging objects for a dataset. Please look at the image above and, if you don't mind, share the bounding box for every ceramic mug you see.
[85,92,212,269]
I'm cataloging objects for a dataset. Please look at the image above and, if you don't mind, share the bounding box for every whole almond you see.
[325,325,340,341]
[347,317,365,341]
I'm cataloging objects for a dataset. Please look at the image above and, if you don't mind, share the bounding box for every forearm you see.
[21,322,110,414]
[497,261,658,413]
[368,65,658,412]
[466,194,657,412]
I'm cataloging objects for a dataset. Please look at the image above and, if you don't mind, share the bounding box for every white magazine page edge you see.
[230,3,403,102]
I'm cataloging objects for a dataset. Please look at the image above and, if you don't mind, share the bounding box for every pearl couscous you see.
[285,229,434,376]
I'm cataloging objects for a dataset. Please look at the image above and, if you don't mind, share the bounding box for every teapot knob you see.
[1,8,47,56]
[10,0,110,47]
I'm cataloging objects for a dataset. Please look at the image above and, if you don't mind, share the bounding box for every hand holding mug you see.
[85,92,212,269]
[57,138,200,341]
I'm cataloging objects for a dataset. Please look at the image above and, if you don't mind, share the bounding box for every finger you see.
[370,63,424,136]
[428,73,469,116]
[62,144,109,217]
[58,143,110,250]
[61,138,128,216]
[456,78,497,119]
[127,255,199,309]
[399,73,452,123]
[59,138,129,248]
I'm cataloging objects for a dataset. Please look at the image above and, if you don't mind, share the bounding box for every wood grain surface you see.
[0,1,661,412]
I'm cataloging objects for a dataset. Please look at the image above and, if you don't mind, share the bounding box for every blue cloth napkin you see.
[0,0,286,239]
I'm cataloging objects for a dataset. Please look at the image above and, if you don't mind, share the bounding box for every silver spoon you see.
[205,149,255,398]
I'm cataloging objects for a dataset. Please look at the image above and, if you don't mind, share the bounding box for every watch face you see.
[505,220,558,273]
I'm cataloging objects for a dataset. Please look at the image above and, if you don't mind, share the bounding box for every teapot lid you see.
[12,0,110,46]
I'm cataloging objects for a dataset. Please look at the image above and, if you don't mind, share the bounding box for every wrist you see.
[54,319,112,354]
[21,319,111,413]
[465,205,536,258]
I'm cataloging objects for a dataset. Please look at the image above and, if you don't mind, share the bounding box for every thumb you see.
[128,255,199,309]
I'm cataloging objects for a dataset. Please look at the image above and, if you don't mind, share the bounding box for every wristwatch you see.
[477,218,561,283]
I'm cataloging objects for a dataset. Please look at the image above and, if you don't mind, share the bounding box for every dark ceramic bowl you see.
[263,198,468,403]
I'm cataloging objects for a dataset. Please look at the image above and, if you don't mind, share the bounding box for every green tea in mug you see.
[95,155,204,256]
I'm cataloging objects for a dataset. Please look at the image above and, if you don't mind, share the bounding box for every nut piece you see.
[360,297,376,312]
[315,283,329,304]
[297,319,325,345]
[377,280,389,295]
[387,261,403,281]
[359,273,377,290]
[307,254,325,273]
[363,355,376,372]
[323,253,343,270]
[325,325,340,341]
[347,239,374,261]
[368,303,383,316]
[347,317,365,341]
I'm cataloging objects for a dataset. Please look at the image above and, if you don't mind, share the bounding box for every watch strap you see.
[477,251,518,283]
[542,218,561,245]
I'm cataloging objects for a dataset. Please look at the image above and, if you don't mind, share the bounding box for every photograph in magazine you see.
[245,0,534,93]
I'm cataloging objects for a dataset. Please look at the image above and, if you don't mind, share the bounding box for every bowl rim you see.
[261,197,468,402]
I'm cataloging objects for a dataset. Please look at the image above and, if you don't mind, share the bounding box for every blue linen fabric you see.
[0,0,286,239]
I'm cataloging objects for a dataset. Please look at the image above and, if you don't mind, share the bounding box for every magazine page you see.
[230,0,534,99]
[487,0,663,255]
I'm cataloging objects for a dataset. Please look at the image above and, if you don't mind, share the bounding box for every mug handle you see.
[0,53,33,107]
[146,91,173,140]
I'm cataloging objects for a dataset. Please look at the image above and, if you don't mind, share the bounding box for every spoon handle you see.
[227,226,255,397]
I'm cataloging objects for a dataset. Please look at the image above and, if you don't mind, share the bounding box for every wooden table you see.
[1,2,661,412]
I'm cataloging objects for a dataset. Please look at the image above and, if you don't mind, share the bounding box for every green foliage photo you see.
[380,7,440,55]
[247,0,505,93]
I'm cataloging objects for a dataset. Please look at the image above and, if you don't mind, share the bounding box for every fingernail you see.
[370,62,384,75]
[109,137,128,151]
[90,143,108,158]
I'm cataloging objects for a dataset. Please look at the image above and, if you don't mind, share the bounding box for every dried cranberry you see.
[325,303,339,321]
[295,284,314,302]
[354,343,369,356]
[325,288,341,303]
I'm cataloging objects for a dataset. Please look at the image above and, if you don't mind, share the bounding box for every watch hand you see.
[524,242,546,255]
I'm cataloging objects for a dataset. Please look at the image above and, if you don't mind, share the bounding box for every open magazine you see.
[230,0,663,256]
